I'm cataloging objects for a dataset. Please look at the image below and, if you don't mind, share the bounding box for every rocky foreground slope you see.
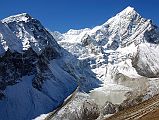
[105,93,159,120]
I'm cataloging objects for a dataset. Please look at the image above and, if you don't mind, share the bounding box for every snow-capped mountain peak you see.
[53,6,159,82]
[56,6,150,50]
[65,28,91,35]
[105,6,139,24]
[122,6,134,11]
[2,13,31,23]
[118,6,137,16]
[2,13,61,55]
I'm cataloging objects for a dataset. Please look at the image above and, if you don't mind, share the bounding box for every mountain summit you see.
[2,13,61,54]
[53,6,158,57]
[2,13,32,23]
[117,6,137,16]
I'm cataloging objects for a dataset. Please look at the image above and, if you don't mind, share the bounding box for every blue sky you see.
[1,0,159,33]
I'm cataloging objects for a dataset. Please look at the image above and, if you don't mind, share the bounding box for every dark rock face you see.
[102,101,117,115]
[121,95,144,109]
[0,46,60,98]
[107,40,119,50]
[80,100,100,120]
[0,49,37,91]
[81,34,93,46]
[144,25,159,44]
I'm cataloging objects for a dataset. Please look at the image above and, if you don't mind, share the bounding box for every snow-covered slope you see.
[52,6,159,107]
[0,13,78,120]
